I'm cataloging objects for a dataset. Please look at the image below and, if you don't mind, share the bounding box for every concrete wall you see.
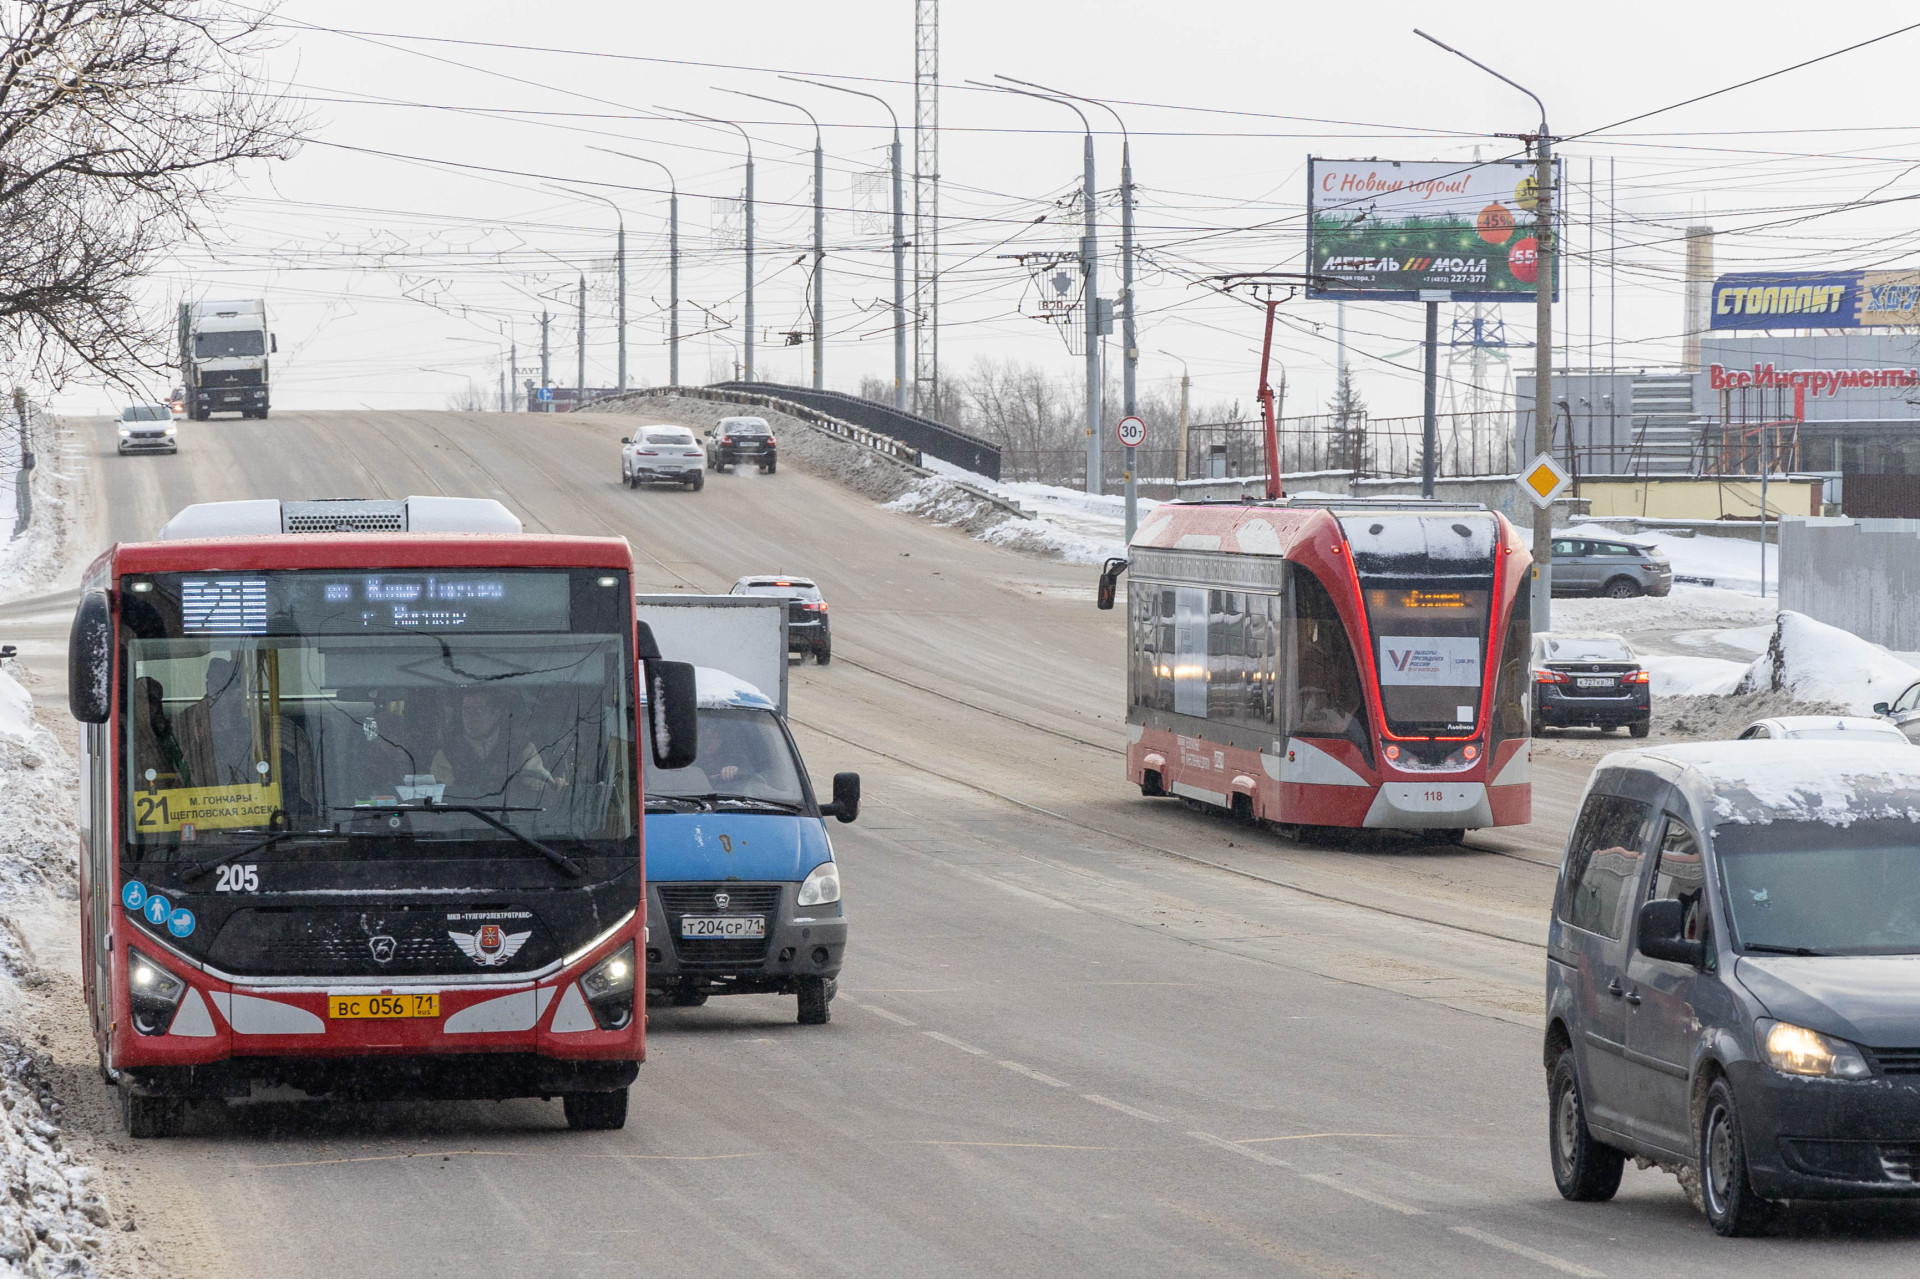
[1779,516,1920,649]
[1579,478,1819,520]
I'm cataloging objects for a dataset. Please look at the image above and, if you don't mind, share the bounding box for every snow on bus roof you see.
[1610,740,1920,826]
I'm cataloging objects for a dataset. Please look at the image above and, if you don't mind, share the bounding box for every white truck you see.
[634,593,789,712]
[177,299,276,421]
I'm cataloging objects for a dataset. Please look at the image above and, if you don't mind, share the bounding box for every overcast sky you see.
[76,0,1920,422]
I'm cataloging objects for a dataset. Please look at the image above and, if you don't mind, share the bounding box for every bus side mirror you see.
[1096,557,1128,611]
[821,772,860,824]
[69,590,112,724]
[644,659,699,770]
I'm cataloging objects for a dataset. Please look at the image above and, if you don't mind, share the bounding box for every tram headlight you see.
[580,941,636,1030]
[127,947,188,1036]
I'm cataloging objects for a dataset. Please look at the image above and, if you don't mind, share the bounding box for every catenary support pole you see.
[577,273,587,400]
[509,341,517,411]
[1415,29,1553,630]
[727,91,824,389]
[1421,299,1439,498]
[783,78,906,407]
[665,109,754,381]
[592,150,680,386]
[539,310,551,413]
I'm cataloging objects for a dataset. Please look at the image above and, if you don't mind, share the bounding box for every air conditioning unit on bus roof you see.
[157,496,523,540]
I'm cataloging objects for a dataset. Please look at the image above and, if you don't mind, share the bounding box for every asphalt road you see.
[10,409,1920,1279]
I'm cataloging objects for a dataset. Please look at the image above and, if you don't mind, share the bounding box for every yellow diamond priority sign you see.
[1519,453,1571,509]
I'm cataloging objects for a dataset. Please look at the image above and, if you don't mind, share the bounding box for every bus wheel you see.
[119,1084,184,1139]
[563,1088,629,1131]
[797,975,832,1025]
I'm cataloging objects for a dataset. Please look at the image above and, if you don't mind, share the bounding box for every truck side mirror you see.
[643,659,699,770]
[270,334,278,353]
[69,590,112,724]
[1636,898,1706,967]
[821,772,860,823]
[1096,557,1128,611]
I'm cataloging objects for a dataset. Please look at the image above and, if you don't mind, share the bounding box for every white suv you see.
[621,425,704,491]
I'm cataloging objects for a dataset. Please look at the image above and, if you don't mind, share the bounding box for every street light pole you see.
[784,77,907,410]
[1159,350,1190,483]
[548,185,627,393]
[728,90,825,391]
[981,80,1101,494]
[591,149,679,388]
[665,107,755,381]
[1416,29,1555,631]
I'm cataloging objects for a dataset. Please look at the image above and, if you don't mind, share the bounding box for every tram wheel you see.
[1140,770,1165,797]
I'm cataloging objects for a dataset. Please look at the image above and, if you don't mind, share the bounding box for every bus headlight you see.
[580,941,635,1030]
[797,861,841,906]
[127,947,188,1036]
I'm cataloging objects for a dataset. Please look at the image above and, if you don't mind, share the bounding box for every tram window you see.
[1131,585,1173,713]
[1173,588,1208,718]
[1289,569,1369,762]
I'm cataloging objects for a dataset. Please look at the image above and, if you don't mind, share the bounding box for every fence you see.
[996,410,1515,491]
[710,381,1001,479]
[1779,516,1920,650]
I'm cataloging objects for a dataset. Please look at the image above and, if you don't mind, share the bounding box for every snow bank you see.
[0,666,109,1275]
[1643,654,1747,698]
[1737,611,1920,715]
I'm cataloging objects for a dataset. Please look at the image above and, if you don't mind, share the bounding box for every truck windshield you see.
[194,330,265,359]
[122,569,634,863]
[645,707,808,809]
[1716,819,1920,956]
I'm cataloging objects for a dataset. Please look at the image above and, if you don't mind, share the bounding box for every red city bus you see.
[1098,499,1533,839]
[69,498,696,1136]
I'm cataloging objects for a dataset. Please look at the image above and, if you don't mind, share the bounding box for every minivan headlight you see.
[797,860,841,906]
[1763,1020,1871,1079]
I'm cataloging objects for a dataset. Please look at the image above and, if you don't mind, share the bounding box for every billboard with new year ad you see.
[1307,157,1562,302]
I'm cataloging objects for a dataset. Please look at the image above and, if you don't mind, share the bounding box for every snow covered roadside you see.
[0,663,111,1276]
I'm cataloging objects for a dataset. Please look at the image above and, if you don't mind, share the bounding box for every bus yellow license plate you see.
[328,993,439,1020]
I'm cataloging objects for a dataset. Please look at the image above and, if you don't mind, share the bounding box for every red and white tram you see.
[1099,499,1533,838]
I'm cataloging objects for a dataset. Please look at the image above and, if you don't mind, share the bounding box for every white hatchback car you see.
[1735,715,1911,743]
[620,425,704,490]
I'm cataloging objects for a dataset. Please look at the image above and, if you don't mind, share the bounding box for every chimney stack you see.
[1683,225,1715,370]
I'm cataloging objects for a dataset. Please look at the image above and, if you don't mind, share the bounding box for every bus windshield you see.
[121,570,634,861]
[1344,514,1498,737]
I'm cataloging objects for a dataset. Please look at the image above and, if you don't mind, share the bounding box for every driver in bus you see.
[430,687,563,803]
[132,676,187,787]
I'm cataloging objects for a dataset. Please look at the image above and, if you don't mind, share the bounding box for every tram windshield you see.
[1344,514,1499,737]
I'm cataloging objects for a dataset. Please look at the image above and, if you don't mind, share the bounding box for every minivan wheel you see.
[1700,1078,1771,1236]
[1602,576,1644,599]
[797,975,831,1025]
[1548,1050,1624,1201]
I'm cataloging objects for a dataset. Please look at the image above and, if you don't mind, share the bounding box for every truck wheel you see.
[1548,1049,1623,1201]
[119,1084,184,1139]
[563,1088,629,1131]
[815,641,831,666]
[669,989,708,1007]
[797,975,831,1024]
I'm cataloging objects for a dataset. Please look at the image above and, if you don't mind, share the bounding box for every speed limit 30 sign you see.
[1116,415,1145,448]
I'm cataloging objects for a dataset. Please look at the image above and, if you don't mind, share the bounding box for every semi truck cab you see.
[642,669,855,1023]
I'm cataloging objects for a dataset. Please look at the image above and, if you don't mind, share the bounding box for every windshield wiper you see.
[645,795,711,813]
[1743,943,1833,957]
[677,792,810,815]
[330,802,584,877]
[178,827,336,883]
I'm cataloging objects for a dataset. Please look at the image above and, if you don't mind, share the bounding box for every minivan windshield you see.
[1717,819,1920,955]
[644,706,809,811]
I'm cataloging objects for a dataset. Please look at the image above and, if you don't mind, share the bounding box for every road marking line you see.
[1239,1132,1403,1143]
[1449,1225,1605,1277]
[923,1030,985,1055]
[857,1003,917,1026]
[1082,1093,1166,1123]
[1188,1130,1293,1167]
[907,1140,1114,1150]
[1300,1172,1425,1216]
[583,1152,762,1162]
[998,1060,1069,1087]
[248,1150,515,1169]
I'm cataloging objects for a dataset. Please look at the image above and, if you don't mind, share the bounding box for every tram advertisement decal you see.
[132,781,283,834]
[1377,637,1480,686]
[1307,158,1562,302]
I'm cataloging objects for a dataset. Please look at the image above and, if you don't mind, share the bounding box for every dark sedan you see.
[730,575,829,664]
[1532,631,1650,737]
[706,417,778,474]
